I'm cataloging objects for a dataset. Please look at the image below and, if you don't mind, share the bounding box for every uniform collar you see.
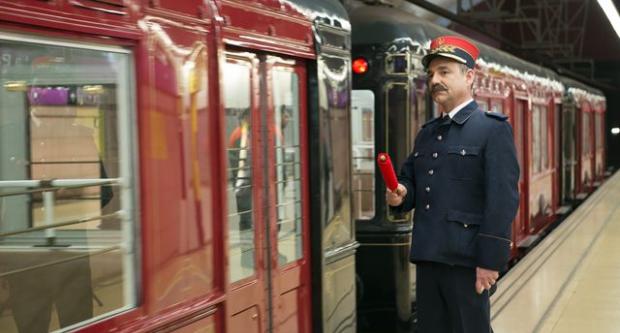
[446,98,473,119]
[422,100,478,128]
[451,100,478,125]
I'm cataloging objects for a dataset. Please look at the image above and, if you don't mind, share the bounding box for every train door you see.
[587,109,596,191]
[577,104,594,197]
[512,99,528,247]
[265,55,310,333]
[224,51,310,333]
[553,103,562,208]
[561,102,577,203]
[594,111,604,184]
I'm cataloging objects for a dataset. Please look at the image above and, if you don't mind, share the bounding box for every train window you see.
[476,99,488,112]
[514,101,525,176]
[582,111,591,155]
[271,68,303,264]
[385,54,409,75]
[595,113,603,150]
[431,100,441,118]
[490,100,503,114]
[0,36,136,331]
[414,90,426,139]
[540,105,549,170]
[224,59,256,281]
[532,106,541,173]
[385,82,411,222]
[555,104,561,172]
[351,90,375,221]
[532,105,549,173]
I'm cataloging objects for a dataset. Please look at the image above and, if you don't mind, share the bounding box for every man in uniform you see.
[386,35,519,332]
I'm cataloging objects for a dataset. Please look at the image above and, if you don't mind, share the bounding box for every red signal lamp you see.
[352,57,369,74]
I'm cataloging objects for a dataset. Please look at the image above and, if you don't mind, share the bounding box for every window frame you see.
[0,30,140,328]
[351,89,376,221]
[384,81,411,223]
[222,53,259,283]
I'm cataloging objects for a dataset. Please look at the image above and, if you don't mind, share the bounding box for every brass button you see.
[432,152,438,158]
[464,224,469,228]
[425,204,430,210]
[414,152,419,157]
[428,169,434,175]
[437,135,443,141]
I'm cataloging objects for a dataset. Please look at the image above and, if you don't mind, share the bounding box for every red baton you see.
[377,153,398,191]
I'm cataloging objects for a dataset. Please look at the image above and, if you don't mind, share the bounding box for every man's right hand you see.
[386,183,407,206]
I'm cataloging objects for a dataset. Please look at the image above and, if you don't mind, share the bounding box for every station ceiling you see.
[349,0,620,91]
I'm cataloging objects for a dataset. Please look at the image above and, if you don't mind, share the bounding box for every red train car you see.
[473,59,565,248]
[0,1,357,332]
[561,77,608,199]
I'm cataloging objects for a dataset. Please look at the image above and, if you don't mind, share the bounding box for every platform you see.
[491,170,620,332]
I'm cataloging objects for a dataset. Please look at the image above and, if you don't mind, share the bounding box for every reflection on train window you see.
[385,82,411,222]
[0,38,136,332]
[318,54,352,248]
[223,59,255,281]
[385,83,409,169]
[272,68,303,265]
[351,90,375,220]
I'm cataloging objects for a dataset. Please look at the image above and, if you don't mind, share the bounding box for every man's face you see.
[426,57,474,109]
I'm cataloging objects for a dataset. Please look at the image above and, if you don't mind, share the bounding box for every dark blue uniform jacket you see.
[397,101,519,271]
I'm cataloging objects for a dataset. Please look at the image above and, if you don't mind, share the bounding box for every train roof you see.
[288,0,351,31]
[559,75,605,96]
[559,75,606,106]
[349,5,562,90]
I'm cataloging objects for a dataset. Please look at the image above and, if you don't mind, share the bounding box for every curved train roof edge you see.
[559,75,606,106]
[286,0,351,31]
[349,5,563,90]
[559,75,605,96]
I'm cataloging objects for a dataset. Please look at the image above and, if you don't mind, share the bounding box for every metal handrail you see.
[0,178,122,241]
[30,160,102,165]
[0,178,121,189]
[0,212,122,238]
[0,178,120,198]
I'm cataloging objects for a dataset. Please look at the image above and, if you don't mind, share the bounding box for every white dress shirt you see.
[444,98,474,119]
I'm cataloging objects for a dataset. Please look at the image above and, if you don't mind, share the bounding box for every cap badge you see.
[433,45,456,54]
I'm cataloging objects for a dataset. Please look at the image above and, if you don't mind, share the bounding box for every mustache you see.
[431,84,448,93]
[431,83,448,93]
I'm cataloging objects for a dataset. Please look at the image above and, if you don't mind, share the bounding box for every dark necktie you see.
[440,114,451,125]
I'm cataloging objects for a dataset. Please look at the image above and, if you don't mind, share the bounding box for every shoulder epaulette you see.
[484,111,508,121]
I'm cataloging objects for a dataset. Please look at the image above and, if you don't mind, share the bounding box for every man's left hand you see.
[475,267,499,294]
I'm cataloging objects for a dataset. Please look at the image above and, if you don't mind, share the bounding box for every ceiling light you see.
[598,0,620,39]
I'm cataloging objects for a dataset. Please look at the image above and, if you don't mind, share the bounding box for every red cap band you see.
[422,35,480,69]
